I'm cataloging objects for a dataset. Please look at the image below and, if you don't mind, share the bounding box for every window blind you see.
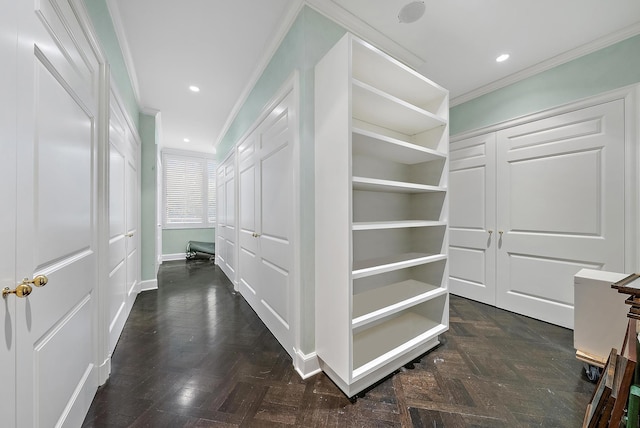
[163,152,216,228]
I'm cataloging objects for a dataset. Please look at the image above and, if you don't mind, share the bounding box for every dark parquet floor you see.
[82,259,594,427]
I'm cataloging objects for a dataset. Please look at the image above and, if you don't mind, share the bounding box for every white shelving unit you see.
[314,33,449,397]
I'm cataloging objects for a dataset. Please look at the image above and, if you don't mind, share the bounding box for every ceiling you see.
[110,0,640,154]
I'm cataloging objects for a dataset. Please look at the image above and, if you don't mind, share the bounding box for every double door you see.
[216,153,237,284]
[1,0,102,425]
[237,90,295,356]
[450,99,625,328]
[108,93,140,355]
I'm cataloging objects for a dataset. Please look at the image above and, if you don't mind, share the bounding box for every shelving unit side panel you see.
[314,34,353,382]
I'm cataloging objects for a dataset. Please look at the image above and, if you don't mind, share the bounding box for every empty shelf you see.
[352,80,445,135]
[352,280,446,329]
[352,220,445,231]
[352,311,447,378]
[352,252,447,279]
[352,128,445,165]
[352,176,446,193]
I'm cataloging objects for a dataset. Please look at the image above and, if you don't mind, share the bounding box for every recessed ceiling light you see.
[189,85,200,92]
[183,138,190,143]
[496,54,510,63]
[398,1,425,24]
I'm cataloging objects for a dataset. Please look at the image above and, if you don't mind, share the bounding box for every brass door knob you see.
[3,284,32,298]
[25,274,48,287]
[2,274,48,298]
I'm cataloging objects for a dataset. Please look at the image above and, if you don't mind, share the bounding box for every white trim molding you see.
[293,349,321,379]
[162,253,187,262]
[105,0,142,105]
[451,22,640,107]
[214,0,304,148]
[304,0,422,67]
[98,356,111,385]
[139,279,158,292]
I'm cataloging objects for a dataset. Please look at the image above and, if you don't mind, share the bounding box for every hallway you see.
[82,260,593,427]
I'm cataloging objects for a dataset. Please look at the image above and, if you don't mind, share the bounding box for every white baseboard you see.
[98,356,111,386]
[294,348,321,379]
[163,253,186,262]
[139,279,158,291]
[162,253,187,262]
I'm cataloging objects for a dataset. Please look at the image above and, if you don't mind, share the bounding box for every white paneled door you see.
[496,100,625,327]
[2,0,101,426]
[238,91,295,356]
[108,94,140,355]
[217,154,237,283]
[449,133,497,305]
[0,1,18,426]
[450,99,626,328]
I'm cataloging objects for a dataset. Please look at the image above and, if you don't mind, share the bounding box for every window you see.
[163,150,216,228]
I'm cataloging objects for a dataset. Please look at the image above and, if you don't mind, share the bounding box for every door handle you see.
[2,275,48,298]
[488,230,493,236]
[252,233,261,238]
[499,230,504,237]
[125,232,134,238]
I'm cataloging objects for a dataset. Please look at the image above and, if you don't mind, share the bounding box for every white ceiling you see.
[110,0,640,154]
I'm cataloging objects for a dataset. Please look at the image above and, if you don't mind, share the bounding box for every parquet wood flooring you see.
[83,259,594,427]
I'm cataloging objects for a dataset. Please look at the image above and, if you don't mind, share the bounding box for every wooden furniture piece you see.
[314,33,449,397]
[583,274,640,427]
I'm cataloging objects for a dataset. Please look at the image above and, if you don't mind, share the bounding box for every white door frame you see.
[451,84,640,281]
[82,4,143,386]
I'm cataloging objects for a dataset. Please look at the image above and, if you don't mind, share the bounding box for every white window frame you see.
[162,148,216,229]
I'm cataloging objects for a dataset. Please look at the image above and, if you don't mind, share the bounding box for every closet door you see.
[215,155,237,284]
[238,91,295,356]
[449,133,496,305]
[496,100,625,328]
[218,155,236,282]
[0,2,18,425]
[108,95,140,354]
[11,0,102,425]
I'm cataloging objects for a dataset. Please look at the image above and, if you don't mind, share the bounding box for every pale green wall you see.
[139,114,157,280]
[451,34,640,135]
[83,0,139,130]
[163,228,216,255]
[218,6,346,353]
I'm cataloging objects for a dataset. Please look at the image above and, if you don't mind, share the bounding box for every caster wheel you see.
[584,364,601,382]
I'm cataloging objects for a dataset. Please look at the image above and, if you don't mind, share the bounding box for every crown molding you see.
[214,0,429,148]
[304,0,423,69]
[451,22,640,107]
[140,107,161,117]
[214,0,305,148]
[106,0,141,106]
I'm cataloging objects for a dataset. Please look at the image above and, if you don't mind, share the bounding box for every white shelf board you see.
[352,220,446,231]
[352,80,446,135]
[352,252,447,279]
[352,128,445,165]
[352,280,447,330]
[352,176,446,193]
[352,311,447,379]
[351,39,447,113]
